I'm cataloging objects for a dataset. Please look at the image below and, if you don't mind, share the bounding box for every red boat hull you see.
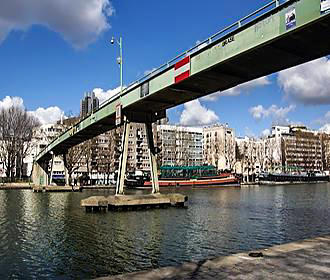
[144,175,240,187]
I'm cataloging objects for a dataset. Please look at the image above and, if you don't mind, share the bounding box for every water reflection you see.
[0,184,330,279]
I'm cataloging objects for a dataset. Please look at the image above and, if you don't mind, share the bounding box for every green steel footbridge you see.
[33,0,330,194]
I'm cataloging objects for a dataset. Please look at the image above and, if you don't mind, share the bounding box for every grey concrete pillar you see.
[145,122,160,194]
[49,152,55,185]
[116,117,130,195]
[63,153,69,186]
[31,160,48,186]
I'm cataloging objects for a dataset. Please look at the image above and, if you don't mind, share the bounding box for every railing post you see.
[276,0,280,7]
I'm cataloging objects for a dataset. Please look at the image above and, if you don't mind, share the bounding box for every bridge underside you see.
[135,16,330,112]
[36,0,330,164]
[52,120,115,156]
[33,0,330,194]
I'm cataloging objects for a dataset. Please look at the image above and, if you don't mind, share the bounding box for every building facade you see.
[80,92,99,118]
[203,124,235,170]
[281,126,322,172]
[21,119,330,184]
[25,123,66,178]
[235,137,266,182]
[157,125,203,167]
[321,132,330,173]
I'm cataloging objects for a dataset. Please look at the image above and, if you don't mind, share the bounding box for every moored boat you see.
[144,165,240,188]
[258,171,330,185]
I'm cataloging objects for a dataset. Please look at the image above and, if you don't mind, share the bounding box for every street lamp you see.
[110,36,123,95]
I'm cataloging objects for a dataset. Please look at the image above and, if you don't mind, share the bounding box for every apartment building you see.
[235,137,266,182]
[157,125,203,167]
[127,123,151,171]
[80,91,99,118]
[321,132,330,172]
[203,124,235,170]
[280,126,322,172]
[25,123,66,177]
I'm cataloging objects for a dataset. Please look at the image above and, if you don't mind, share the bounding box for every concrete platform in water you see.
[81,193,188,212]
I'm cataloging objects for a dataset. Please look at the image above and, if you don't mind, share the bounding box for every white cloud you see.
[29,106,64,125]
[320,123,330,133]
[261,129,270,137]
[0,96,64,125]
[249,104,295,121]
[0,0,114,48]
[316,111,330,132]
[278,57,330,105]
[180,99,219,126]
[203,76,271,101]
[0,96,24,108]
[314,111,330,125]
[244,127,256,138]
[93,87,121,104]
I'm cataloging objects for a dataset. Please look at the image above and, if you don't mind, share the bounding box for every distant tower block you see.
[80,92,100,118]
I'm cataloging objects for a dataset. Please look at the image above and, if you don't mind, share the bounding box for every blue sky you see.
[1,0,330,136]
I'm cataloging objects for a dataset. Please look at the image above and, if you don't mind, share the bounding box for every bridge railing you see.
[98,0,283,109]
[36,0,286,160]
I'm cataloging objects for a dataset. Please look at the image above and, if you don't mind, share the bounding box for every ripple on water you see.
[0,184,330,279]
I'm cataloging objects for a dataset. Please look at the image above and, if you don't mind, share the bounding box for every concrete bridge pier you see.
[81,111,188,211]
[49,152,55,185]
[146,122,159,194]
[115,111,162,195]
[62,153,70,186]
[116,116,131,195]
[32,160,49,187]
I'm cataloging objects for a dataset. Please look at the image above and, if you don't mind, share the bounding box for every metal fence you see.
[99,0,283,108]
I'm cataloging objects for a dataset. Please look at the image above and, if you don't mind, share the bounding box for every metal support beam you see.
[116,117,130,195]
[145,122,160,194]
[63,153,69,186]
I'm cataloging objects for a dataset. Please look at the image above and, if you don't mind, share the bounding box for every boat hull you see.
[144,176,240,188]
[258,173,330,185]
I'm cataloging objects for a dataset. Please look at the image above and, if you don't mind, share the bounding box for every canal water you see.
[1,183,330,279]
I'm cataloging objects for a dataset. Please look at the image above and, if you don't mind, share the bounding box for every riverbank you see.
[97,234,330,280]
[241,180,330,186]
[82,185,115,190]
[0,183,32,190]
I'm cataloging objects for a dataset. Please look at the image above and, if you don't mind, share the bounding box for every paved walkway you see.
[97,235,330,280]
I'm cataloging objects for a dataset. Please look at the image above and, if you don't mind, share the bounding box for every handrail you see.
[37,0,286,160]
[98,0,283,108]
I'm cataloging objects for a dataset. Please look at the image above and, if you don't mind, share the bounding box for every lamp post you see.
[111,36,128,195]
[110,36,123,95]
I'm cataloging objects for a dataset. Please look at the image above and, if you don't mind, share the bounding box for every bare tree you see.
[0,106,39,180]
[65,141,91,183]
[264,137,282,172]
[255,140,265,172]
[225,134,236,171]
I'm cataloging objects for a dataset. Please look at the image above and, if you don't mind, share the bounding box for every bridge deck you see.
[37,0,330,162]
